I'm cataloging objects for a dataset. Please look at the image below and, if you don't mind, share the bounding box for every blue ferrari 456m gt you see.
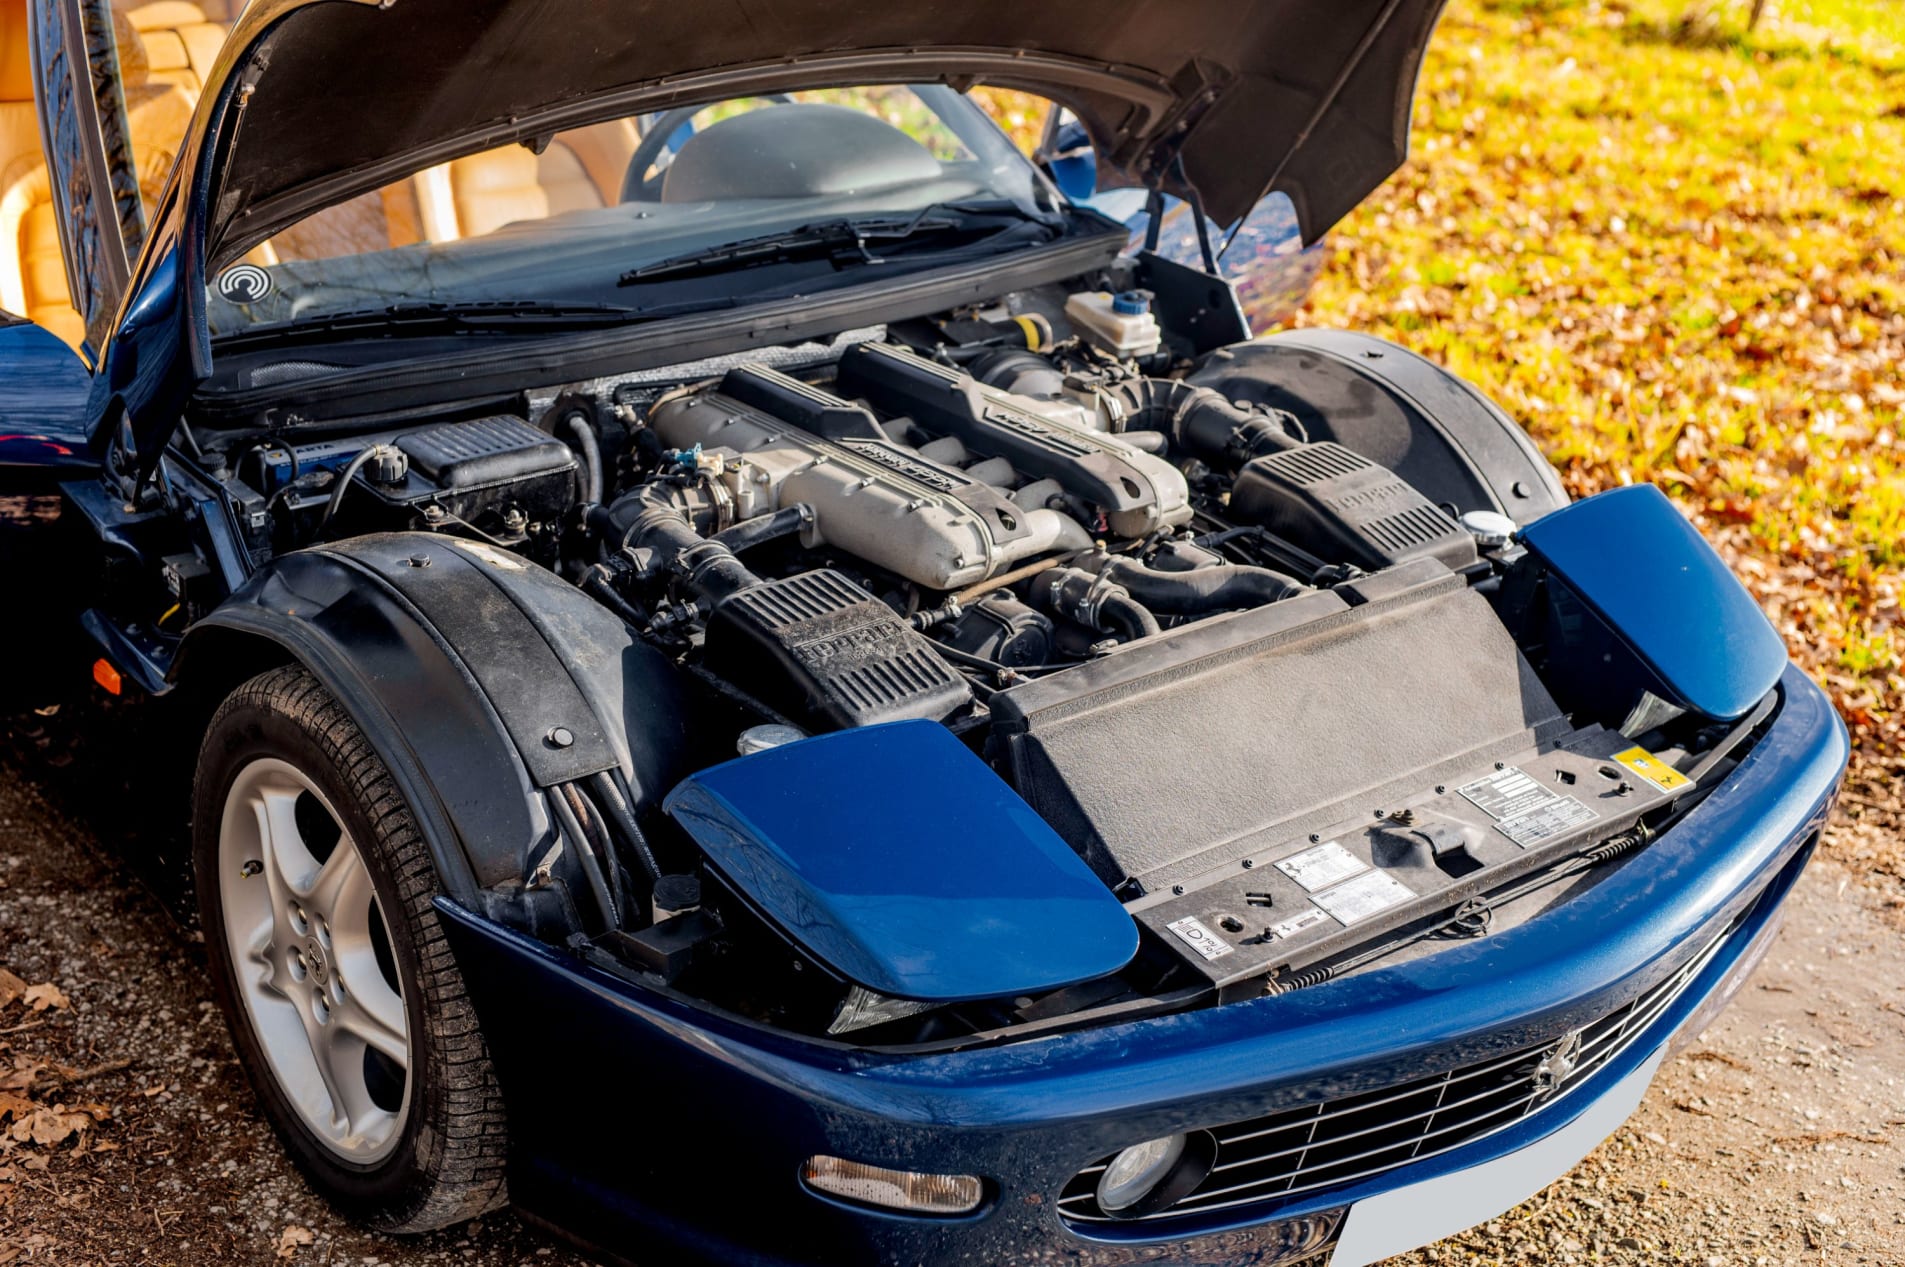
[0,0,1846,1263]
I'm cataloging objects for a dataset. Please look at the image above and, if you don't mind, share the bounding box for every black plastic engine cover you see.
[988,562,1568,888]
[705,569,971,729]
[1228,441,1478,572]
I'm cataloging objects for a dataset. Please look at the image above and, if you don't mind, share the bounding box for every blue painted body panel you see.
[665,721,1138,1002]
[0,320,97,471]
[439,664,1844,1266]
[1520,483,1788,721]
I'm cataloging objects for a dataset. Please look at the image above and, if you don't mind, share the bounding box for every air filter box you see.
[705,569,971,729]
[1228,442,1477,572]
[349,415,578,528]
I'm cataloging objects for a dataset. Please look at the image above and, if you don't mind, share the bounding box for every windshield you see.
[204,86,1058,339]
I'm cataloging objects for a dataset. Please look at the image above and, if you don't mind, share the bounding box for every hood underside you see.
[207,0,1448,264]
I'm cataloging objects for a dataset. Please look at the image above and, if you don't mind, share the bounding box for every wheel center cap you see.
[304,937,330,984]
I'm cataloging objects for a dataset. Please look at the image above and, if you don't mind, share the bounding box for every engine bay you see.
[146,273,1772,1050]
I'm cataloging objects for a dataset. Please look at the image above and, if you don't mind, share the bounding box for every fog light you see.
[801,1155,984,1216]
[1096,1129,1217,1217]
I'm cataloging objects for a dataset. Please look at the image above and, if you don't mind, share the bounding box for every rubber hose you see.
[1099,559,1307,614]
[565,414,604,505]
[1097,591,1162,643]
[315,445,383,540]
[1037,567,1161,642]
[709,504,813,555]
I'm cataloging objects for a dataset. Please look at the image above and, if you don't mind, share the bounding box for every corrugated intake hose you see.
[1097,558,1308,614]
[1109,377,1303,470]
[613,482,762,602]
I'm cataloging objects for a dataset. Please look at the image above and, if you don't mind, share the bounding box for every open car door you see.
[21,0,144,358]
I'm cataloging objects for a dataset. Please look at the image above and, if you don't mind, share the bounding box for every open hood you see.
[202,0,1449,265]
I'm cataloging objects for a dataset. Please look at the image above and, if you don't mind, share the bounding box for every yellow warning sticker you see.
[1613,746,1692,793]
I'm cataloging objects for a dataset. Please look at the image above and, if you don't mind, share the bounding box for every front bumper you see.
[437,665,1845,1267]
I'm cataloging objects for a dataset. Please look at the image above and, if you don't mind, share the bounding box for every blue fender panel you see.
[665,720,1139,1002]
[1519,483,1789,721]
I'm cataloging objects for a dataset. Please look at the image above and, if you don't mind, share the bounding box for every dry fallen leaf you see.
[11,1106,93,1147]
[21,983,68,1013]
[0,1093,34,1123]
[0,968,24,1011]
[275,1225,316,1259]
[0,1059,43,1093]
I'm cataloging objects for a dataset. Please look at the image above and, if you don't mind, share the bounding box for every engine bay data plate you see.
[1458,766,1599,848]
[1313,869,1415,924]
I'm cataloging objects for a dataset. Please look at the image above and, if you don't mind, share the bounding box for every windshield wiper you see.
[616,199,1065,286]
[619,215,965,285]
[215,299,654,347]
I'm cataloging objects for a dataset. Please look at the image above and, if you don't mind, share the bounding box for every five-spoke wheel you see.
[218,757,410,1161]
[196,666,507,1231]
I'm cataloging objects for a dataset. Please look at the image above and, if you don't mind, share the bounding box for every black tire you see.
[193,665,508,1232]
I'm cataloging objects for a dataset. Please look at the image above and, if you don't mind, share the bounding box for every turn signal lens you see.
[801,1155,984,1216]
[92,659,123,696]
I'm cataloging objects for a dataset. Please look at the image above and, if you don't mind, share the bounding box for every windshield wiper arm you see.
[214,299,655,347]
[618,213,968,285]
[332,299,645,328]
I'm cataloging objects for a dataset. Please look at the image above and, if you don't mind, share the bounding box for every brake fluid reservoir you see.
[1065,290,1162,357]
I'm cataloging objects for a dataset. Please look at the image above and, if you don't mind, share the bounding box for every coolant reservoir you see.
[1065,290,1162,357]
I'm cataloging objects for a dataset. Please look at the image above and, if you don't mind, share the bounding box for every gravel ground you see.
[0,746,1900,1266]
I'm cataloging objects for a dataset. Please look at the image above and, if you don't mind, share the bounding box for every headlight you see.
[1095,1130,1216,1216]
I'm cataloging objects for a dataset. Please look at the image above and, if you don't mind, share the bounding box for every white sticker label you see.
[1274,841,1369,893]
[1459,766,1601,849]
[1313,869,1415,925]
[1498,795,1598,847]
[1166,916,1236,961]
[1459,767,1558,821]
[1264,907,1333,943]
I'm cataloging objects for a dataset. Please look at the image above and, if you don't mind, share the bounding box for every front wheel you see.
[194,666,508,1231]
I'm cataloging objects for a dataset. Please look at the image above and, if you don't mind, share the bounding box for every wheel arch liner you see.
[177,532,690,895]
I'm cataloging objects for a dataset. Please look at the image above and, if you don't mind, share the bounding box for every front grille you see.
[1060,926,1732,1225]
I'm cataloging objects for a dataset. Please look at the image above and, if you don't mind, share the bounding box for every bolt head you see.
[546,726,576,749]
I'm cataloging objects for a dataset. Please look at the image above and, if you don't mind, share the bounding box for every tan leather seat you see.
[415,120,636,243]
[0,0,85,345]
[123,0,227,91]
[0,0,233,346]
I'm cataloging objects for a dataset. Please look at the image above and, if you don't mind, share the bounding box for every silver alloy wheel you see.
[218,757,410,1162]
